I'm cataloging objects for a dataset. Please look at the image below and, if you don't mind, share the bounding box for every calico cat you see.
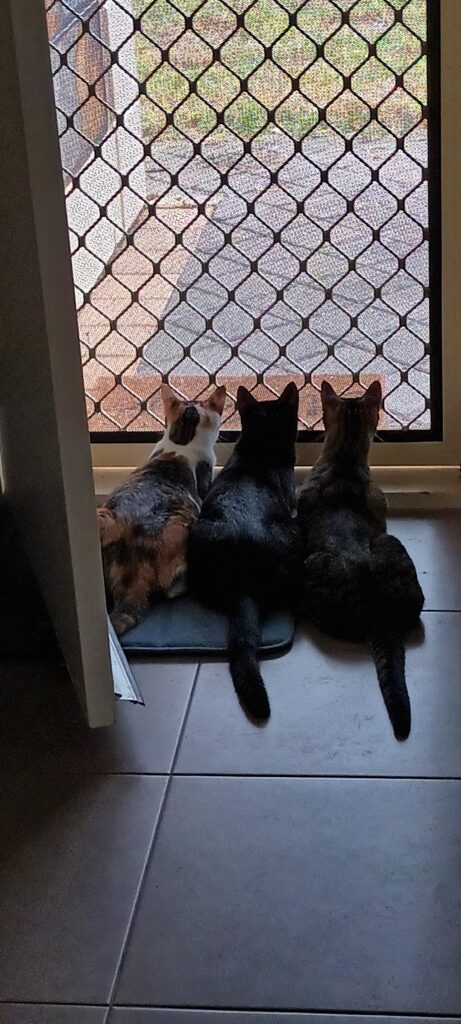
[298,380,424,739]
[188,383,300,721]
[97,384,226,635]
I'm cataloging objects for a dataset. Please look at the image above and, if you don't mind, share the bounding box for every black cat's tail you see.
[228,595,270,722]
[367,627,410,740]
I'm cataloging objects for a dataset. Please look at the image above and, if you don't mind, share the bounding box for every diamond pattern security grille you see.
[46,0,439,436]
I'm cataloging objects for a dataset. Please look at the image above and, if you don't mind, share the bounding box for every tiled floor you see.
[1,514,461,1022]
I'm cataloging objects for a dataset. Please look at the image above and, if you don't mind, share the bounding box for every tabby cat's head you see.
[236,383,299,462]
[161,384,226,447]
[321,380,382,459]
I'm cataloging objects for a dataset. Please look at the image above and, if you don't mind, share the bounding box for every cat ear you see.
[363,380,382,407]
[206,385,227,416]
[161,383,180,411]
[237,386,257,412]
[362,380,382,430]
[320,380,338,407]
[279,381,299,412]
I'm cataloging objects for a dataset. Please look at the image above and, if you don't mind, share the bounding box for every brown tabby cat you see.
[97,384,226,635]
[298,380,424,739]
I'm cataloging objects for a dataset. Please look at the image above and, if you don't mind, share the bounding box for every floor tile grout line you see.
[7,768,461,780]
[106,662,202,1012]
[171,773,461,781]
[420,608,461,613]
[84,772,461,782]
[105,775,172,1011]
[170,662,202,775]
[105,772,174,1009]
[2,1003,461,1018]
[0,1001,109,1007]
[105,1005,461,1018]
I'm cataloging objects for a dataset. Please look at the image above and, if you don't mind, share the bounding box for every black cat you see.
[188,383,300,721]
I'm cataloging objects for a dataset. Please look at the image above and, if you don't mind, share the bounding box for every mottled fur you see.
[188,383,301,722]
[298,381,424,739]
[98,385,226,635]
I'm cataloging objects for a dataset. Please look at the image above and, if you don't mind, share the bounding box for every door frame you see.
[0,0,115,727]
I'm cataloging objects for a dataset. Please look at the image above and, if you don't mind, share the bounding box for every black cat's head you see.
[236,383,299,463]
[321,380,382,459]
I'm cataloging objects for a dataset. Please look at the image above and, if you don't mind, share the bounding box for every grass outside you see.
[132,0,426,145]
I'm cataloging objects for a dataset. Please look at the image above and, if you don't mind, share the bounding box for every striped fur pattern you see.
[298,381,424,739]
[97,384,226,635]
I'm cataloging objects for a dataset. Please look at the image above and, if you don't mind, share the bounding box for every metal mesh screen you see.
[46,0,440,437]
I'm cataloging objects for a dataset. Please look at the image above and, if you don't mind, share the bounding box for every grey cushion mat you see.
[120,596,295,656]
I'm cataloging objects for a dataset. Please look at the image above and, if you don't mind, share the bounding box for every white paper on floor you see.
[108,618,144,704]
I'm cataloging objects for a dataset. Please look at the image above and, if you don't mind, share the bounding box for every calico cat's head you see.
[236,383,299,463]
[320,380,382,459]
[161,384,226,447]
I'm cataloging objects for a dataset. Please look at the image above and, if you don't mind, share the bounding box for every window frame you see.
[40,0,460,472]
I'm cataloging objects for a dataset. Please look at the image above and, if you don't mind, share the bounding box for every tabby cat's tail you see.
[367,628,411,740]
[228,595,270,722]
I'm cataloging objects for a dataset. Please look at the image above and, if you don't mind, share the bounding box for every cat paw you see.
[110,610,137,636]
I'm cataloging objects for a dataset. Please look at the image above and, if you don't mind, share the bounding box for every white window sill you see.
[94,466,461,511]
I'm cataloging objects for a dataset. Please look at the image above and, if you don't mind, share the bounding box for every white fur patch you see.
[150,406,219,480]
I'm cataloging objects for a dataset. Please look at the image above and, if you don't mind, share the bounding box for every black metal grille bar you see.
[46,0,441,441]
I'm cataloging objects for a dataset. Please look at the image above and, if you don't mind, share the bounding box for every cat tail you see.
[367,627,410,741]
[365,533,422,740]
[228,595,270,722]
